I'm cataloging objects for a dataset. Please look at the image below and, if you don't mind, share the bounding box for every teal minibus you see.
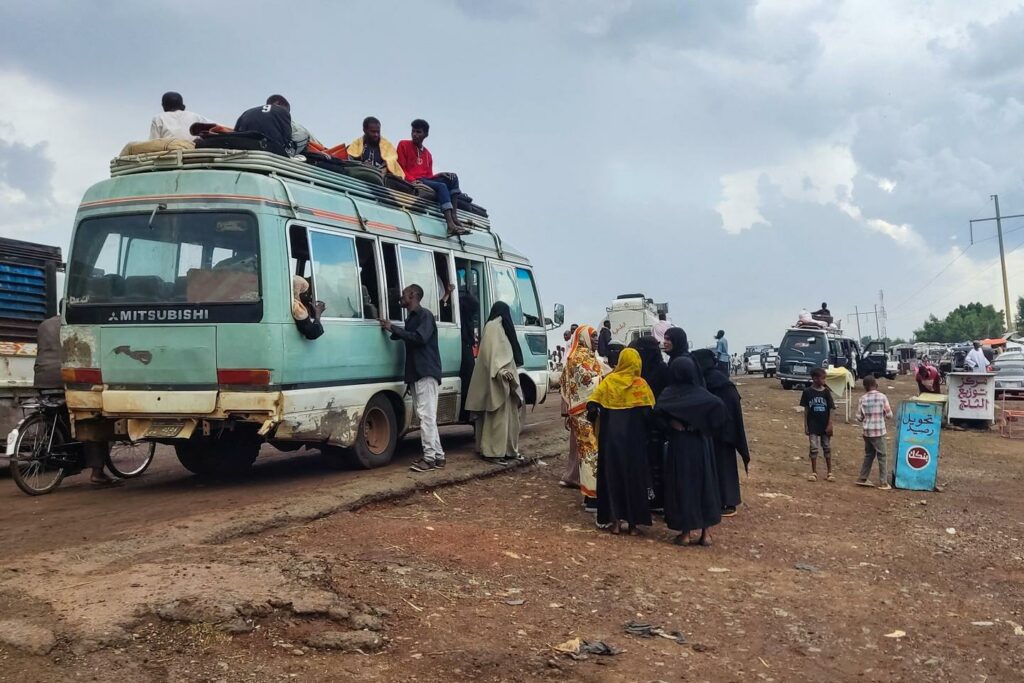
[61,149,561,474]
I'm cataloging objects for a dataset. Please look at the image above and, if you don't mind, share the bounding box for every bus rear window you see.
[780,331,826,357]
[67,212,259,305]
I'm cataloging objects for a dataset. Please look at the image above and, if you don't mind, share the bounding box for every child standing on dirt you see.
[855,375,893,489]
[799,368,835,482]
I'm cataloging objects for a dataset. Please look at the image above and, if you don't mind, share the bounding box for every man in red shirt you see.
[397,119,469,236]
[915,361,941,394]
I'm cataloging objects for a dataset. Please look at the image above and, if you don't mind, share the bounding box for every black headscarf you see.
[487,301,523,366]
[631,335,669,398]
[654,356,726,437]
[692,349,750,470]
[664,327,690,361]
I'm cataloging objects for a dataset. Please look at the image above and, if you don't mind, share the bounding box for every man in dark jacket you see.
[379,284,445,472]
[33,315,119,486]
[597,320,612,360]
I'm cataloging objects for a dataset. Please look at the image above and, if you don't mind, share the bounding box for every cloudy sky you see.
[2,0,1024,351]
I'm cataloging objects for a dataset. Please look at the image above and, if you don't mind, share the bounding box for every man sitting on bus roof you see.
[397,119,471,236]
[234,95,317,157]
[150,91,209,141]
[348,117,406,178]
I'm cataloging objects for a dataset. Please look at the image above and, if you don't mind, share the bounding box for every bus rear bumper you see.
[66,388,282,441]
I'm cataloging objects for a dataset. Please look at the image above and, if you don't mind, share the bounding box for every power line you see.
[890,246,973,311]
[890,216,1024,314]
[899,233,1024,324]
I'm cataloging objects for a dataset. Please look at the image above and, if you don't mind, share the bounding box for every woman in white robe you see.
[466,302,524,461]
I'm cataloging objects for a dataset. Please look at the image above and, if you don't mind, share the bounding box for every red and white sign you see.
[906,446,930,470]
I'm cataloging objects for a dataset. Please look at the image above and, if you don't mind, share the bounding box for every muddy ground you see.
[1,376,1022,682]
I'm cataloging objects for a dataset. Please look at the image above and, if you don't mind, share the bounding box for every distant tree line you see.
[913,302,1006,343]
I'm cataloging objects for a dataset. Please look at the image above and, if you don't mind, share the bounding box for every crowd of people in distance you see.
[559,324,749,546]
[136,92,472,236]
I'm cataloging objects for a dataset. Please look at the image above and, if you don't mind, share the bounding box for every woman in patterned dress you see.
[560,325,604,512]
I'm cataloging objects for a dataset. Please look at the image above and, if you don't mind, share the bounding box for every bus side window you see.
[398,246,439,321]
[308,231,362,319]
[488,262,523,324]
[434,252,454,323]
[514,267,542,327]
[355,237,380,319]
[381,242,402,321]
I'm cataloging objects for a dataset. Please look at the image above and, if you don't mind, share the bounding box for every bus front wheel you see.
[348,394,398,469]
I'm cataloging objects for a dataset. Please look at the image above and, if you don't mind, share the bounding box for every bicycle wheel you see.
[106,440,156,478]
[10,412,66,496]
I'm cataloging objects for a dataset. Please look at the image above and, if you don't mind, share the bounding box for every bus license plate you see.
[794,365,808,374]
[144,420,188,439]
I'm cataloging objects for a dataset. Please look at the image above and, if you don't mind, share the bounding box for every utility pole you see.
[993,195,1013,333]
[854,305,862,341]
[874,304,880,338]
[969,195,1020,332]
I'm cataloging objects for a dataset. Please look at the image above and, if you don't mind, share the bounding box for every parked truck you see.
[0,237,63,463]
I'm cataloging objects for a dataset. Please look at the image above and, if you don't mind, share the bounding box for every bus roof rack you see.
[109,149,494,234]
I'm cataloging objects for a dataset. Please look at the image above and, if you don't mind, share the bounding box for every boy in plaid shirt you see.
[855,375,893,489]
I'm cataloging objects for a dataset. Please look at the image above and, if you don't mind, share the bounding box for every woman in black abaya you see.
[655,356,727,546]
[662,327,690,363]
[586,348,655,535]
[691,349,750,517]
[631,335,670,512]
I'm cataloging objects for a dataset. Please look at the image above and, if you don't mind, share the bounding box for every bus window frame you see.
[391,242,458,328]
[287,221,385,324]
[513,265,544,329]
[434,249,459,328]
[485,259,544,329]
[66,209,264,311]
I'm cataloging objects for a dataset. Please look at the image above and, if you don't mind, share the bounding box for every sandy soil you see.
[1,376,1022,682]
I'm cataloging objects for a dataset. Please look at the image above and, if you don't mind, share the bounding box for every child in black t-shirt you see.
[799,368,835,482]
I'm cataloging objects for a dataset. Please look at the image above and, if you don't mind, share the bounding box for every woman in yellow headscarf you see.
[560,325,604,511]
[586,348,655,534]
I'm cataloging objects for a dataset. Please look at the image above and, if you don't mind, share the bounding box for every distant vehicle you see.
[605,293,669,346]
[745,354,763,374]
[859,340,898,381]
[777,326,873,389]
[762,348,779,378]
[994,354,1024,397]
[0,237,64,465]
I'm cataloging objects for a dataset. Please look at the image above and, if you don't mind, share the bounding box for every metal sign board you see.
[894,400,942,491]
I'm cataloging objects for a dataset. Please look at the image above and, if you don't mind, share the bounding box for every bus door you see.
[286,224,394,385]
[455,256,485,419]
[381,242,462,425]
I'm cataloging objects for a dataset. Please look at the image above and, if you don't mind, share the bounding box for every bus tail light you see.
[61,367,102,384]
[217,369,271,386]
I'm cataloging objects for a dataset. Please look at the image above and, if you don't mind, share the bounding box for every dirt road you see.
[1,377,1023,682]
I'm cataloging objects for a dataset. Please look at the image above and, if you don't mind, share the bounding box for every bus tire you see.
[781,380,793,390]
[175,435,259,477]
[348,394,398,469]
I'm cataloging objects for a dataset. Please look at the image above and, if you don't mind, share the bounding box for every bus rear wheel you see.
[175,432,260,477]
[347,394,398,469]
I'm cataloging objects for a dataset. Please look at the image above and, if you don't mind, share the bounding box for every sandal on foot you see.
[825,473,836,482]
[855,479,874,487]
[673,534,690,546]
[807,473,818,482]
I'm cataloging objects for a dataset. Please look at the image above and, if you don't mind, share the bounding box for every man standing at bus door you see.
[379,285,445,472]
[715,330,730,376]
